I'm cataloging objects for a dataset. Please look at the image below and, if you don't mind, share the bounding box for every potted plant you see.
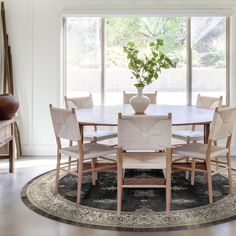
[123,39,175,114]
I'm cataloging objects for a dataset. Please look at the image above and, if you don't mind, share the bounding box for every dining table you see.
[75,104,214,143]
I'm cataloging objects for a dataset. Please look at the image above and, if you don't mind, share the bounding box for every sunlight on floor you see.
[0,157,56,169]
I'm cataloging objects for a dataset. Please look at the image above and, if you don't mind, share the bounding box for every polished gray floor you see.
[0,156,236,236]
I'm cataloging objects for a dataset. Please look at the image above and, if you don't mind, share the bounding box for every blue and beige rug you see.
[21,169,236,231]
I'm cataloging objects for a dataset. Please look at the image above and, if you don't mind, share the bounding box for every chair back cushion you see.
[118,114,171,151]
[50,106,81,141]
[196,94,222,109]
[209,107,236,141]
[123,91,157,104]
[65,95,93,109]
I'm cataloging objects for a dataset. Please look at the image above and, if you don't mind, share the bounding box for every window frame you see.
[61,16,230,106]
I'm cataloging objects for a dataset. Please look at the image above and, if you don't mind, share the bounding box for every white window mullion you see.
[100,17,106,105]
[187,17,192,105]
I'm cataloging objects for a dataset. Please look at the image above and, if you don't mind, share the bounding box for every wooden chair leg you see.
[226,151,233,193]
[122,169,125,179]
[77,158,84,204]
[166,148,172,217]
[162,169,167,179]
[68,140,73,171]
[91,158,97,186]
[68,156,71,171]
[206,161,213,204]
[55,152,61,193]
[117,151,123,216]
[185,157,190,179]
[117,170,123,216]
[215,156,219,171]
[191,159,196,185]
[203,161,208,181]
[9,140,14,173]
[185,137,190,179]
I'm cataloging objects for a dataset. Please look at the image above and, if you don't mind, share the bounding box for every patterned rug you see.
[21,169,236,231]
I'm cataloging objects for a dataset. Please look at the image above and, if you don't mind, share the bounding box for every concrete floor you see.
[0,156,236,236]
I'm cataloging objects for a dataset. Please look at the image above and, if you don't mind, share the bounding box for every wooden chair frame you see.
[64,95,117,143]
[50,105,116,204]
[117,113,172,216]
[172,94,223,179]
[172,107,236,204]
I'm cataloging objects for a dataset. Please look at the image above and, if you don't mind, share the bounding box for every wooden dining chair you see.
[172,94,222,143]
[49,105,117,204]
[172,106,236,204]
[117,113,172,216]
[172,94,222,179]
[64,95,117,143]
[123,91,157,104]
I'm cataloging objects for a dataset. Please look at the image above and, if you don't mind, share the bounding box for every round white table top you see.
[76,104,214,126]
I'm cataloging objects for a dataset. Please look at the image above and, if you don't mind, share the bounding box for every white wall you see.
[230,5,236,154]
[4,0,236,155]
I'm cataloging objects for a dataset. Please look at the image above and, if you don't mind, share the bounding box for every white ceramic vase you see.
[129,87,150,114]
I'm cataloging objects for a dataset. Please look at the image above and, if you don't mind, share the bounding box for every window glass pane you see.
[66,17,101,104]
[106,17,187,105]
[191,17,226,105]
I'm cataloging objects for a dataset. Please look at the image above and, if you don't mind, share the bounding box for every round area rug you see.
[21,169,236,232]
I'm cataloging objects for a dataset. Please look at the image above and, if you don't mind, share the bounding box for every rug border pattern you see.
[21,170,236,232]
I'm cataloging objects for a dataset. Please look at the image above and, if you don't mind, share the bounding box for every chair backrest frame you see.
[196,94,222,109]
[49,105,81,142]
[208,107,236,142]
[118,112,172,151]
[64,94,93,110]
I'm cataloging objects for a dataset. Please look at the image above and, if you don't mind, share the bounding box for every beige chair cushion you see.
[122,152,167,169]
[59,143,116,159]
[172,130,203,141]
[173,143,228,159]
[84,130,117,141]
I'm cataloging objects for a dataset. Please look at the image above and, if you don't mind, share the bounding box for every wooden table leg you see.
[204,123,210,144]
[79,125,84,143]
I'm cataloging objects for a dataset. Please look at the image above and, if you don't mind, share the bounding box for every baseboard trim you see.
[22,145,56,156]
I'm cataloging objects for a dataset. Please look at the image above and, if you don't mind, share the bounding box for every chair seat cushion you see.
[122,152,167,169]
[172,130,204,141]
[84,130,117,141]
[59,143,116,159]
[173,143,228,159]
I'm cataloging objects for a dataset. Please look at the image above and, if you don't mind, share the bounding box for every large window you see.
[191,17,227,104]
[66,17,102,104]
[64,16,228,105]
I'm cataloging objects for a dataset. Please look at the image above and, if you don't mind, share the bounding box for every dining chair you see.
[172,106,236,204]
[172,94,222,143]
[123,91,157,104]
[49,105,117,204]
[172,94,222,179]
[117,113,172,216]
[64,95,117,143]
